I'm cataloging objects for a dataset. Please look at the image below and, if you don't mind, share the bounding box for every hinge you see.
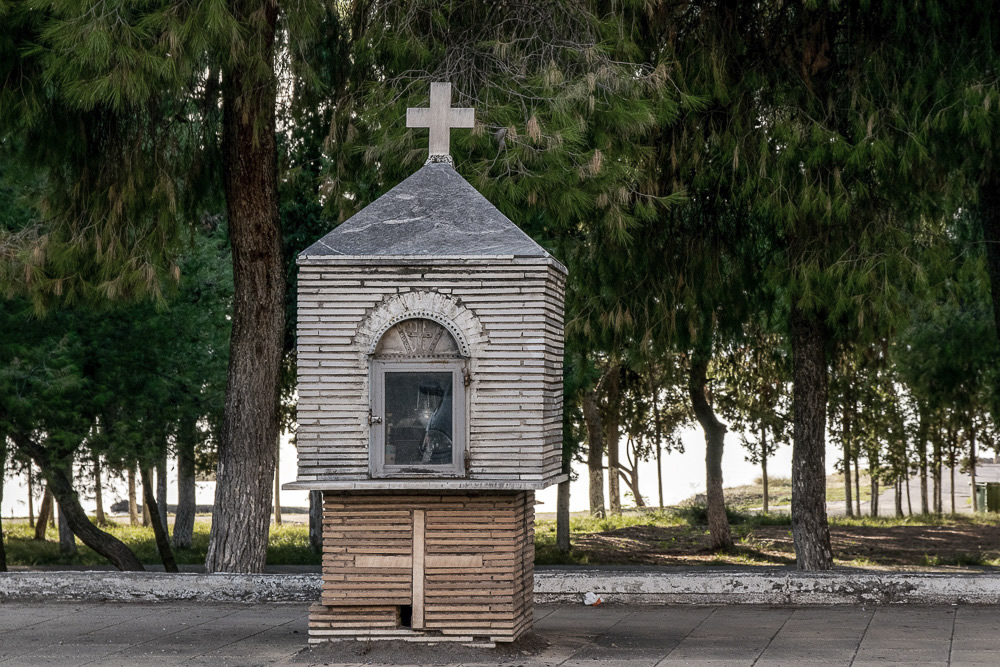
[463,368,471,387]
[368,412,382,425]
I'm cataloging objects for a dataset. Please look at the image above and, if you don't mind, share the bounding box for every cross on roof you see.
[406,82,475,158]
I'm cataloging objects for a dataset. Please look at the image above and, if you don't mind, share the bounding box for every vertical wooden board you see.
[412,508,426,629]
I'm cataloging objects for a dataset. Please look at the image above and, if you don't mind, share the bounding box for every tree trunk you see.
[35,487,52,540]
[93,455,106,526]
[969,418,978,512]
[619,438,646,508]
[27,467,34,528]
[556,478,571,554]
[688,331,731,551]
[932,458,939,515]
[905,466,913,516]
[156,452,168,532]
[273,435,282,525]
[842,399,853,517]
[15,435,144,570]
[853,452,862,516]
[617,462,646,509]
[870,474,879,517]
[205,0,284,573]
[582,391,606,518]
[143,467,178,572]
[934,456,942,514]
[917,409,929,515]
[656,443,664,508]
[789,306,833,570]
[761,448,769,515]
[894,478,903,519]
[142,491,152,527]
[309,490,323,554]
[981,171,1000,346]
[173,415,197,550]
[128,467,140,526]
[605,370,621,515]
[932,427,942,514]
[0,436,7,572]
[629,464,644,508]
[57,500,77,555]
[651,377,664,509]
[949,448,956,514]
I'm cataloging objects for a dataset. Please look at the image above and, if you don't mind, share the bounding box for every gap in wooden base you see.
[400,604,413,628]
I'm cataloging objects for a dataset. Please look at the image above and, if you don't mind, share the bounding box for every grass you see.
[8,505,1000,570]
[830,512,1000,528]
[826,469,873,505]
[2,519,320,568]
[719,472,873,511]
[534,510,688,565]
[535,507,1000,568]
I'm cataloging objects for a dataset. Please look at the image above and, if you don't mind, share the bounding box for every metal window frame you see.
[370,358,467,478]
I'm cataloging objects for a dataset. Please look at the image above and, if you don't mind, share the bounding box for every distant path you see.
[846,462,1000,517]
[761,463,1000,517]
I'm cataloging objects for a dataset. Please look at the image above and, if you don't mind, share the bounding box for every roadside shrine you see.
[287,83,568,644]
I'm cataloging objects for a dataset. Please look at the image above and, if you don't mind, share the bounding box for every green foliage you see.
[897,215,999,417]
[313,1,682,359]
[0,220,231,478]
[2,0,1000,570]
[716,325,792,467]
[672,503,757,527]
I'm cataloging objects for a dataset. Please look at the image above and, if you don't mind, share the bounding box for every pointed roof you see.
[299,161,558,264]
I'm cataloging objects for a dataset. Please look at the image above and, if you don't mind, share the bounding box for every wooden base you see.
[310,490,534,644]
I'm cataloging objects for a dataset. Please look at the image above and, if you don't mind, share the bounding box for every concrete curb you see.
[534,569,1000,605]
[0,572,321,603]
[3,569,1000,605]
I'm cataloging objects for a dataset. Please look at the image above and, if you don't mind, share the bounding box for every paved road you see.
[763,463,1000,518]
[1,602,997,666]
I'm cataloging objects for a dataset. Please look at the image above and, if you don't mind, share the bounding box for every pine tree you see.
[717,325,792,515]
[303,0,680,522]
[0,193,231,570]
[0,0,328,571]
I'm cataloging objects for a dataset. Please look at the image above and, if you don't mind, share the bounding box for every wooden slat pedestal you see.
[309,490,534,644]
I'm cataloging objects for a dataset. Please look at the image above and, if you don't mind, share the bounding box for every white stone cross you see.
[406,82,474,158]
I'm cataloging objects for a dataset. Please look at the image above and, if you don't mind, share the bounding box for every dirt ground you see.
[571,523,1000,569]
[297,633,550,664]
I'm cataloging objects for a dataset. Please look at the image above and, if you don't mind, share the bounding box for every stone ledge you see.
[0,572,321,603]
[282,476,567,491]
[534,568,1000,605]
[3,569,1000,605]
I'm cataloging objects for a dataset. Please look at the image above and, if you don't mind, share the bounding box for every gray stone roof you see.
[300,162,553,260]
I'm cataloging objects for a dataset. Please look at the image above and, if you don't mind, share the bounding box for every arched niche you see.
[370,318,466,478]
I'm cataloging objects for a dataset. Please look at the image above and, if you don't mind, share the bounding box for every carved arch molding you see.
[356,291,486,358]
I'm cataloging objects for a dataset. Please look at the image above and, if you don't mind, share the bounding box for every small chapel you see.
[286,83,567,644]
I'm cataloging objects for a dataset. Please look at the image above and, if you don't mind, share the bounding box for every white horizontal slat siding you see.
[295,259,564,486]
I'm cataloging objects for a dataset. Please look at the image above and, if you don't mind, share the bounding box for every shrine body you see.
[286,83,567,644]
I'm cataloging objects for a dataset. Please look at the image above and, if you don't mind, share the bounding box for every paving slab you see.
[3,602,1000,665]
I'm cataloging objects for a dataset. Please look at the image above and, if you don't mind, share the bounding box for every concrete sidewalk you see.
[1,602,996,666]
